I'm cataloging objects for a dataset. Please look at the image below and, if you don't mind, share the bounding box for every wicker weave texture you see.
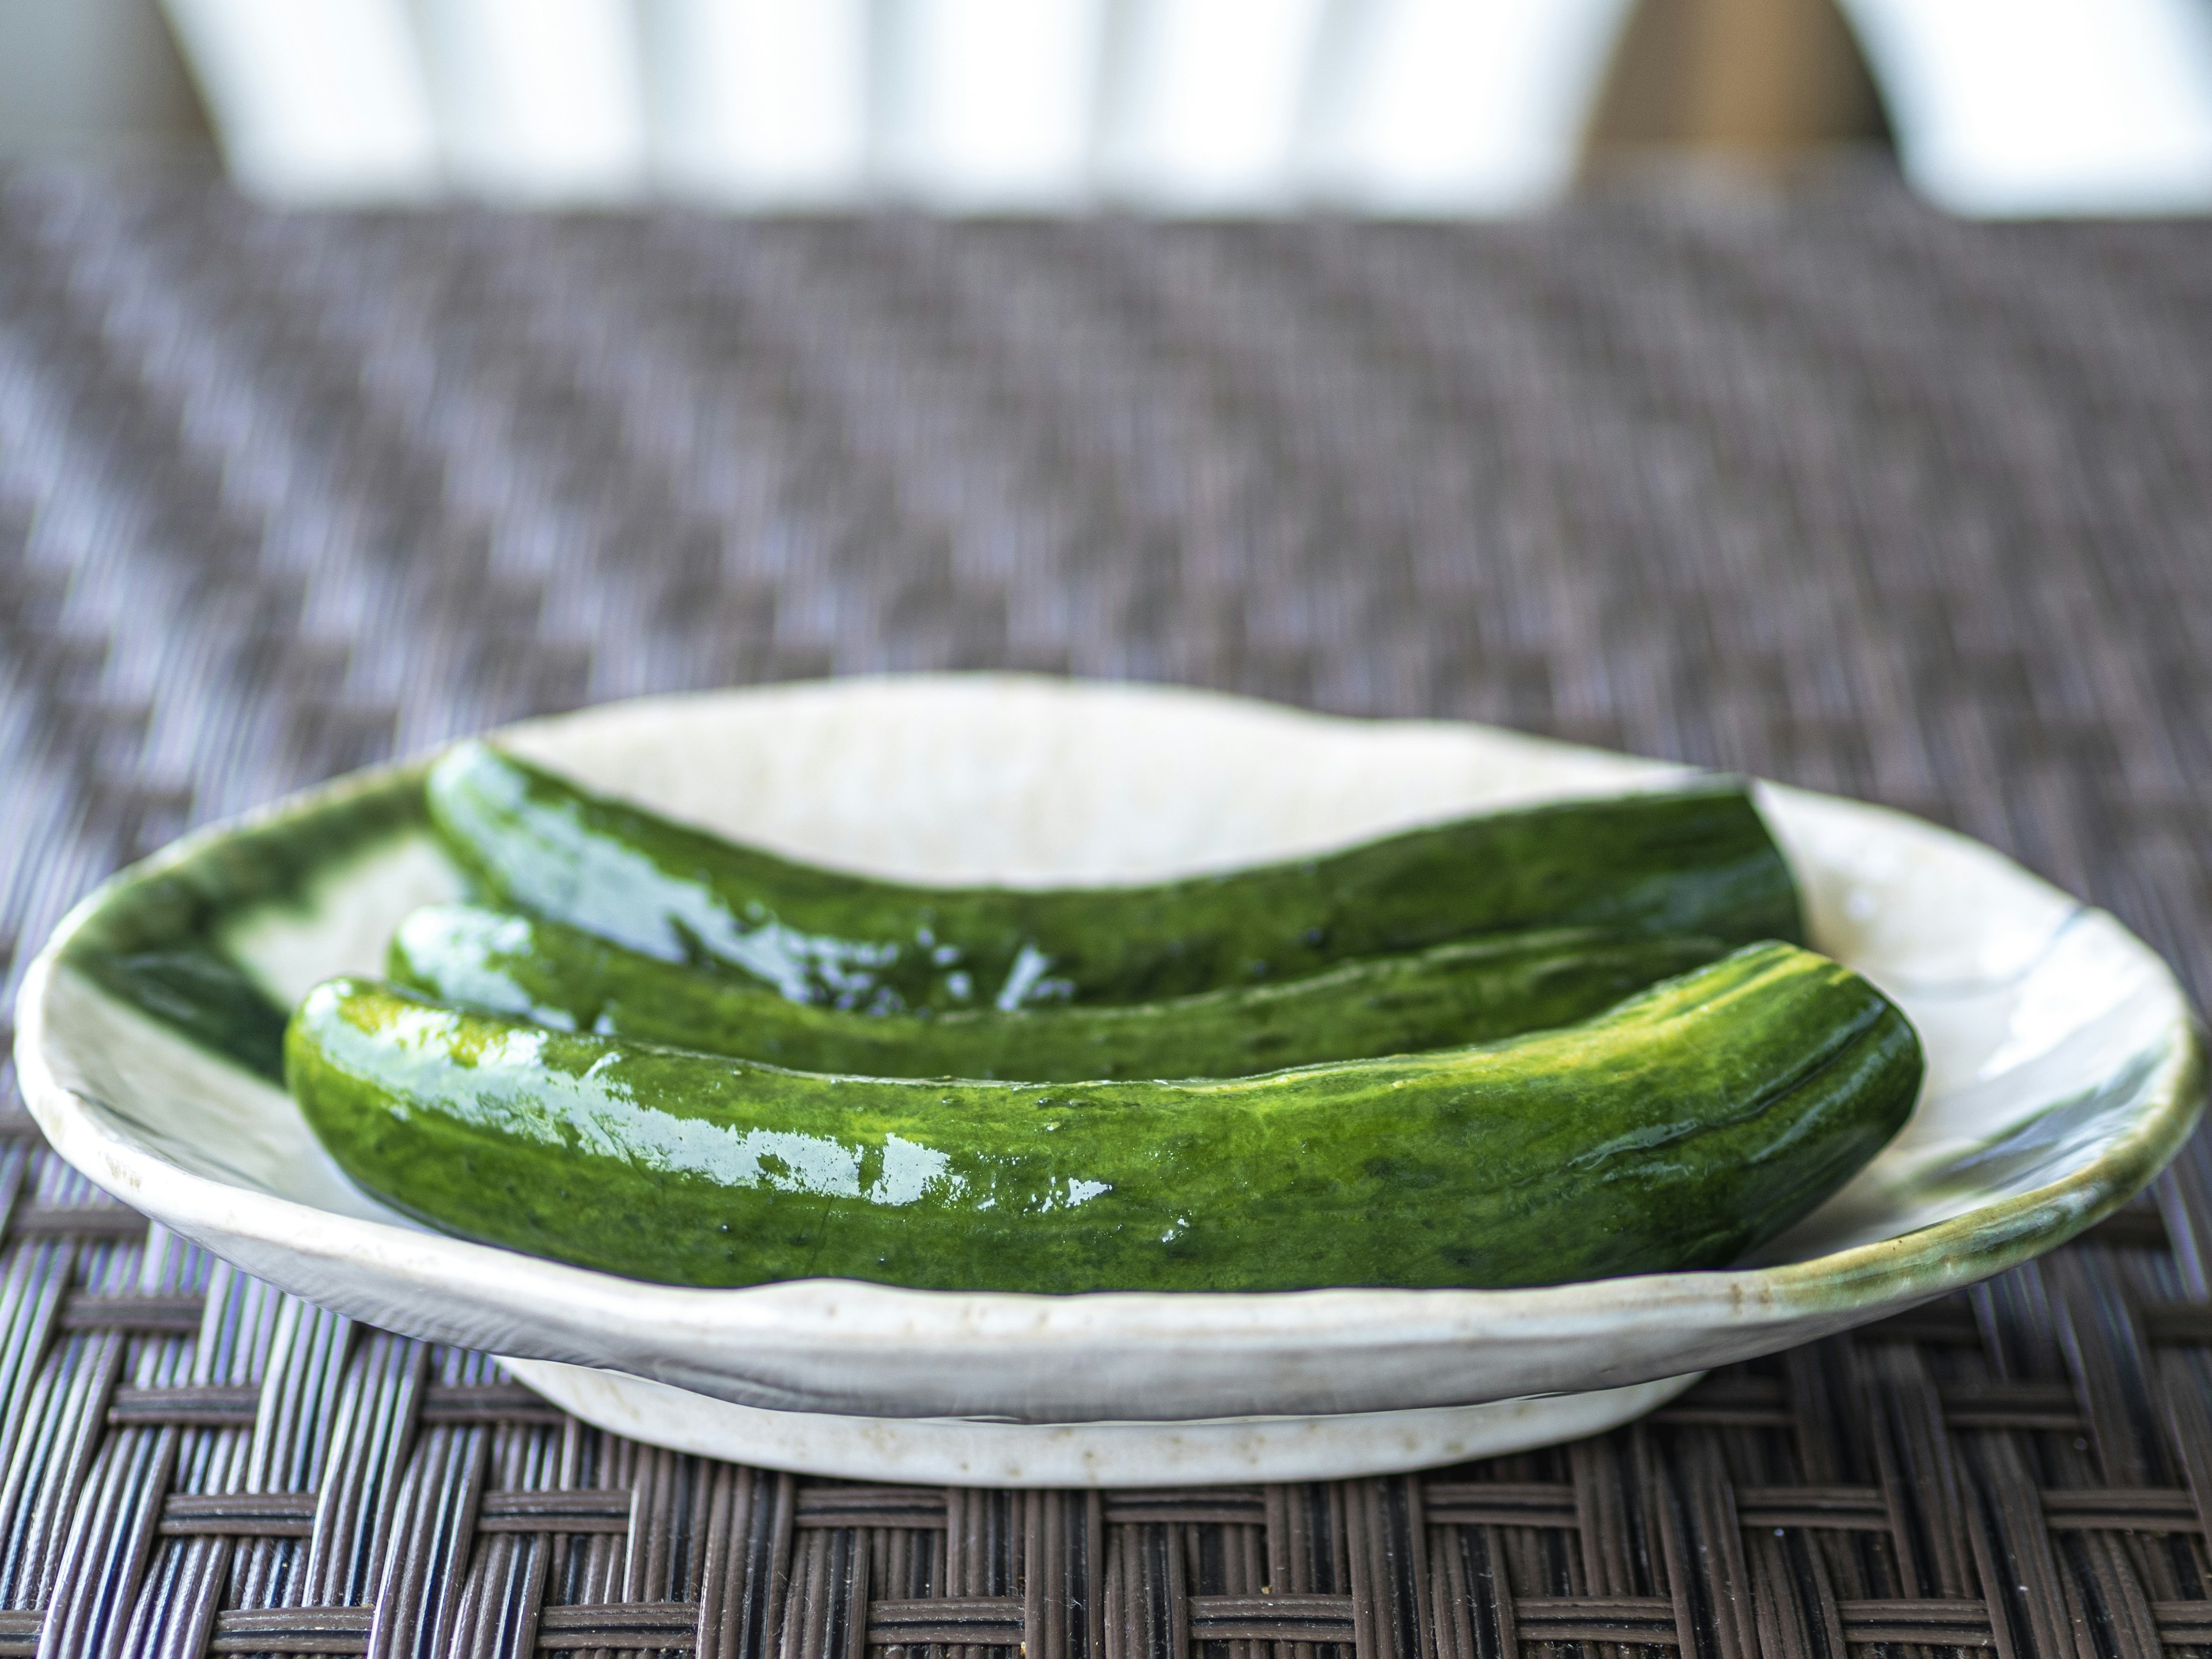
[1,162,2211,1656]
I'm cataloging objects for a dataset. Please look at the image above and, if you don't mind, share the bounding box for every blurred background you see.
[10,0,2212,218]
[10,1,2212,1635]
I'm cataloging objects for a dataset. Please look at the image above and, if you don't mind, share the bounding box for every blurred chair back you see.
[1839,0,2212,214]
[162,0,2212,215]
[159,0,1640,211]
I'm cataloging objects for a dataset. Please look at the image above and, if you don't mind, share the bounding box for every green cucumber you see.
[426,743,1802,1013]
[287,942,1920,1293]
[388,902,1732,1080]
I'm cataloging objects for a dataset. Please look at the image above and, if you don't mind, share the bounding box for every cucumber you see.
[426,743,1802,1013]
[389,902,1732,1080]
[287,942,1920,1293]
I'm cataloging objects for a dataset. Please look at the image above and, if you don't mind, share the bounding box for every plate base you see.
[499,1358,1706,1487]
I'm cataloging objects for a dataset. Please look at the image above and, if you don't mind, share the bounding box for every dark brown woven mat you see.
[3,158,2212,1657]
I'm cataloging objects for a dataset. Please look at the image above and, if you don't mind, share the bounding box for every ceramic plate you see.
[16,677,2205,1486]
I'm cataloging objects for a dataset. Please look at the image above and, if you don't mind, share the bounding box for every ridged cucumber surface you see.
[287,942,1921,1293]
[426,743,1803,1013]
[389,902,1732,1079]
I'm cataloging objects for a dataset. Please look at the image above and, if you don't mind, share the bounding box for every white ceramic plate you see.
[16,676,2205,1486]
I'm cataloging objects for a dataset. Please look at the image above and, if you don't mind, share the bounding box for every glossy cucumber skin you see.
[388,903,1732,1080]
[287,943,1921,1293]
[426,743,1803,1013]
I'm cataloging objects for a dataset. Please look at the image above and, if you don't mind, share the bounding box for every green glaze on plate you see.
[390,902,1733,1080]
[58,769,431,1081]
[427,742,1804,1013]
[287,942,1923,1293]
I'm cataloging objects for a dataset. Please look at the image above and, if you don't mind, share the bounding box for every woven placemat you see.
[2,159,2211,1657]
